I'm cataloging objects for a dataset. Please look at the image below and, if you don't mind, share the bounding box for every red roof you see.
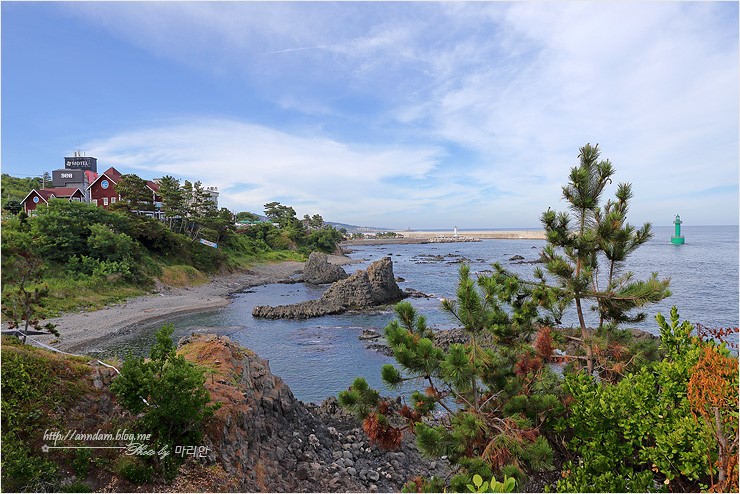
[87,166,123,190]
[102,167,123,183]
[22,187,83,205]
[35,189,57,201]
[45,187,84,198]
[85,170,98,183]
[146,180,160,192]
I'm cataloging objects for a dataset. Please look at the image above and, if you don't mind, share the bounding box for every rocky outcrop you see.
[178,334,452,492]
[251,299,346,319]
[253,257,405,319]
[304,252,349,285]
[365,257,405,304]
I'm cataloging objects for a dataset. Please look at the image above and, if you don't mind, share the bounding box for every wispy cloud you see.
[84,118,449,226]
[262,46,326,56]
[60,1,738,226]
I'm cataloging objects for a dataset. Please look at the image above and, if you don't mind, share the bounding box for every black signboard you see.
[64,156,97,172]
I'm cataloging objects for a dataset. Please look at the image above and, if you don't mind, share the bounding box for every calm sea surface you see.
[102,225,738,403]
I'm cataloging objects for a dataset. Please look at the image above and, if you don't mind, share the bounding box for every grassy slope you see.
[0,336,240,492]
[24,239,306,318]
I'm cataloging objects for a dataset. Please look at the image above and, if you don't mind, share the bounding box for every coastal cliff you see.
[1,334,449,492]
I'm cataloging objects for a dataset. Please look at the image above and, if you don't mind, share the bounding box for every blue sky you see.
[2,1,738,228]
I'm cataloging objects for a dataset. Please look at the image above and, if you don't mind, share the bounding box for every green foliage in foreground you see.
[1,336,91,492]
[339,266,562,491]
[556,308,738,493]
[110,324,220,482]
[467,474,516,493]
[340,145,736,492]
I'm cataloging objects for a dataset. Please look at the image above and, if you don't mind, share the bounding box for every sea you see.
[101,225,738,403]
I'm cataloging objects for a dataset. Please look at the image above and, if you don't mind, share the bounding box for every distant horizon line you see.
[373,224,740,231]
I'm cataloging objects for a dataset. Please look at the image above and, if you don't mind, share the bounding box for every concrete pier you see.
[397,230,546,240]
[342,230,546,246]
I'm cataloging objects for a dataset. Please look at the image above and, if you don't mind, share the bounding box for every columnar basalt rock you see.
[178,334,452,492]
[303,252,349,285]
[253,257,404,319]
[365,256,405,304]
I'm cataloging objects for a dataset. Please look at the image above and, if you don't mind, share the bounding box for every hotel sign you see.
[64,156,98,172]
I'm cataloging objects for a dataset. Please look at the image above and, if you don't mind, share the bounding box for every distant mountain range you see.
[325,221,392,233]
[243,213,391,233]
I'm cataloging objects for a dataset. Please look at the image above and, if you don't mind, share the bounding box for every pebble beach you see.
[36,256,355,354]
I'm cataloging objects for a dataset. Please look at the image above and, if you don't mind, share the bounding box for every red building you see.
[21,187,85,213]
[87,166,123,208]
[86,166,163,216]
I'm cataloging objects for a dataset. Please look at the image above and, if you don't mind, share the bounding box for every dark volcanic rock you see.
[366,343,394,356]
[359,329,382,340]
[404,288,434,299]
[365,257,405,304]
[251,299,346,319]
[304,252,349,285]
[179,334,452,492]
[253,257,404,319]
[322,270,376,308]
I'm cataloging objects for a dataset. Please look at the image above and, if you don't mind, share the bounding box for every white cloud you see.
[66,2,737,226]
[84,118,449,225]
[390,2,738,222]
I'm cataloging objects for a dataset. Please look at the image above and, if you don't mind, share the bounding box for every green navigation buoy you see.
[671,214,685,245]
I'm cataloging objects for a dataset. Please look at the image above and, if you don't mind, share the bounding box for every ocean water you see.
[102,225,738,403]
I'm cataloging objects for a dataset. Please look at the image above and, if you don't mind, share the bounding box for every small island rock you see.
[253,257,405,319]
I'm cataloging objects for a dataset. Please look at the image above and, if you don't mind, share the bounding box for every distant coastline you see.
[342,229,546,245]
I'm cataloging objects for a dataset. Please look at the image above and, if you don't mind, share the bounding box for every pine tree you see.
[113,174,154,214]
[339,143,672,491]
[157,175,186,231]
[540,143,670,374]
[339,267,561,491]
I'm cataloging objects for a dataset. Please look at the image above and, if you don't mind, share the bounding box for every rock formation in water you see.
[252,257,405,319]
[303,252,349,285]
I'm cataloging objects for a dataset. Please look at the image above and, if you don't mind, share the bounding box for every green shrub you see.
[86,223,139,262]
[1,434,59,492]
[114,455,153,485]
[0,340,89,491]
[59,480,93,493]
[555,309,716,492]
[72,448,92,478]
[67,255,136,281]
[466,474,516,493]
[185,241,227,273]
[111,324,220,482]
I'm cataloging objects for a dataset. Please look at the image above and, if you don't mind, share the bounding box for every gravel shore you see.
[36,256,355,354]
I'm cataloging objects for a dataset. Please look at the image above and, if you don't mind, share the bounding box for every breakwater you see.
[343,230,546,246]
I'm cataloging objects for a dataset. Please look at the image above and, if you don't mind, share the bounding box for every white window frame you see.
[103,197,108,206]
